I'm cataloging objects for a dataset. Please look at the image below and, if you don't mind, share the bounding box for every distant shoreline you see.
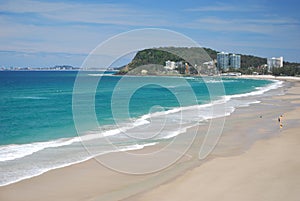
[2,70,300,81]
[0,69,117,71]
[241,74,300,81]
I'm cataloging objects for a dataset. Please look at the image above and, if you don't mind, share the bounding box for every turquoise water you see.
[0,71,271,145]
[0,71,278,186]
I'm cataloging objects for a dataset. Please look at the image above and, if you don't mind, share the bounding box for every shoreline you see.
[134,123,300,201]
[0,76,279,187]
[0,76,280,187]
[1,79,299,201]
[241,74,300,81]
[129,79,300,201]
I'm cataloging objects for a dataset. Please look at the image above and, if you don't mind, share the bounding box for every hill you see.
[119,47,212,74]
[118,47,299,76]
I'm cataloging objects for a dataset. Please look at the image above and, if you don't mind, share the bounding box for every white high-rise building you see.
[229,54,241,69]
[217,52,229,70]
[217,52,241,70]
[267,57,283,71]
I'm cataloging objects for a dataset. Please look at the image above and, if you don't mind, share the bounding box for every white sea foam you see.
[132,119,151,127]
[184,77,195,80]
[226,80,283,100]
[0,79,283,186]
[88,73,105,76]
[0,142,157,187]
[160,125,197,139]
[13,96,49,100]
[0,137,81,162]
[88,73,114,77]
[0,118,152,163]
[0,80,282,163]
[203,79,238,83]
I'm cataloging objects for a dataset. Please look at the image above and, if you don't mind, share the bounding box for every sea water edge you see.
[0,71,282,186]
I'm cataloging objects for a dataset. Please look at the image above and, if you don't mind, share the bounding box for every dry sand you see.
[1,79,299,201]
[132,80,300,201]
[134,118,300,201]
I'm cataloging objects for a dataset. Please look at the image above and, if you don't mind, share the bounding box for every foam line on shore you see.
[0,78,283,186]
[0,79,282,163]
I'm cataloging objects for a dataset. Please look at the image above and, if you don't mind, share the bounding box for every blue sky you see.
[0,0,299,67]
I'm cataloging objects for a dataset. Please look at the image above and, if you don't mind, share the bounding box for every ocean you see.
[0,71,282,186]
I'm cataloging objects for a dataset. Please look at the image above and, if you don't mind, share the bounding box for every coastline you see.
[0,78,299,201]
[0,74,277,187]
[131,78,300,201]
[134,116,300,201]
[241,74,300,81]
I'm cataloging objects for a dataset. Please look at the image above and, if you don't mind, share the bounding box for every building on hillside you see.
[165,60,176,70]
[217,52,229,70]
[267,57,283,72]
[229,54,241,69]
[217,52,241,71]
[175,61,183,68]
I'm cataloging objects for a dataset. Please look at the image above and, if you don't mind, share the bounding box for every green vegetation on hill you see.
[123,49,182,72]
[272,62,300,76]
[240,55,267,68]
[118,47,300,76]
[202,48,217,60]
[118,47,215,75]
[198,48,267,68]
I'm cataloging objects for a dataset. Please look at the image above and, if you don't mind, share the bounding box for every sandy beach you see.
[1,77,300,201]
[134,112,300,201]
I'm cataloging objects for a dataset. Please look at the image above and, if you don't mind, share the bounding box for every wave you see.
[88,73,114,77]
[0,78,283,186]
[0,137,81,162]
[0,79,282,162]
[226,80,283,100]
[0,142,157,187]
[13,96,49,100]
[0,119,152,163]
[203,79,238,83]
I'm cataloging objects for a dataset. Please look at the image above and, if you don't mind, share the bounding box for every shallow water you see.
[0,71,281,186]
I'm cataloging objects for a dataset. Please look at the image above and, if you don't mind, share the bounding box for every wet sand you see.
[1,78,299,201]
[132,79,300,201]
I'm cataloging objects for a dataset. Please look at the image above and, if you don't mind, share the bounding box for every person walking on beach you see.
[278,115,283,128]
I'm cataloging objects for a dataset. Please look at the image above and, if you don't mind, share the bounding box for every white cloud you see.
[0,0,69,13]
[182,15,300,53]
[1,0,300,64]
[186,16,300,35]
[186,5,239,12]
[0,0,169,55]
[0,16,110,54]
[185,3,262,12]
[0,0,167,26]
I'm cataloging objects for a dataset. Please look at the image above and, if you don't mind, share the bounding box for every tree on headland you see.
[272,62,300,76]
[117,47,300,76]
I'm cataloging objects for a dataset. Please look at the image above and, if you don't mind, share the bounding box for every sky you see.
[0,0,299,68]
